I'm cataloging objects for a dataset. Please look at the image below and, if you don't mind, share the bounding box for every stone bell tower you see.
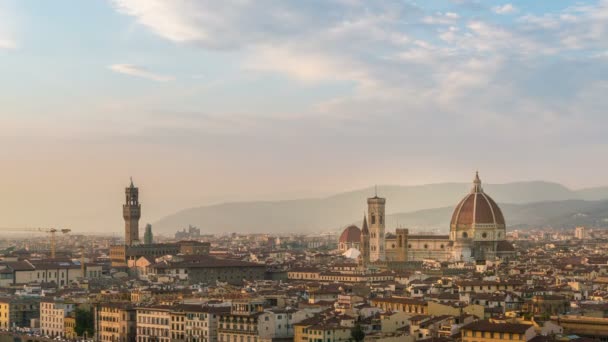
[123,178,141,246]
[368,190,386,262]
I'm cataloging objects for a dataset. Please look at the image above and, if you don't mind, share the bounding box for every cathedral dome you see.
[450,172,505,231]
[339,225,361,243]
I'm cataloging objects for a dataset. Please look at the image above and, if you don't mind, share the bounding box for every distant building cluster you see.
[1,174,608,342]
[175,225,201,240]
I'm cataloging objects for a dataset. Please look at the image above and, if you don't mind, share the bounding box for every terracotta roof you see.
[496,240,515,252]
[462,320,533,334]
[339,225,361,244]
[450,172,505,228]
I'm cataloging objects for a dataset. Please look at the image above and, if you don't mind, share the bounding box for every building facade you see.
[40,299,75,338]
[136,305,171,342]
[0,297,40,330]
[95,303,137,342]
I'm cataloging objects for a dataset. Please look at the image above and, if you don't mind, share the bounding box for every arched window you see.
[482,232,487,238]
[462,232,468,238]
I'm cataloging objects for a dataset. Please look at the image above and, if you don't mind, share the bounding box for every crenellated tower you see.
[123,178,141,246]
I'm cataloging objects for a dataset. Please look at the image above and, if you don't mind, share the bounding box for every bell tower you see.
[123,178,141,246]
[368,190,386,262]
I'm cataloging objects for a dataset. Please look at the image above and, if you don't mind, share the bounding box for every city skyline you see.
[2,1,608,231]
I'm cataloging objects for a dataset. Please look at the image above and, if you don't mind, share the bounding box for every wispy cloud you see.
[493,4,517,15]
[0,3,17,50]
[108,64,175,82]
[0,38,16,50]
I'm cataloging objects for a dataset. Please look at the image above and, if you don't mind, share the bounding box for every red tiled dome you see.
[339,225,361,243]
[450,172,505,229]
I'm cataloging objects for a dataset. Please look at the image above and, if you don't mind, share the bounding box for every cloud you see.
[493,4,517,14]
[106,0,608,150]
[0,38,16,50]
[108,64,175,82]
[0,4,17,50]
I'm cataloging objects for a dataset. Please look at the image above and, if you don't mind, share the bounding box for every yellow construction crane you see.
[0,227,71,258]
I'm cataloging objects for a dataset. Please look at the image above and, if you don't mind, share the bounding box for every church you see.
[338,172,515,263]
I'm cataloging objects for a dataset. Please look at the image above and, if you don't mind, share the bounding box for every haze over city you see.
[2,0,608,233]
[4,2,608,342]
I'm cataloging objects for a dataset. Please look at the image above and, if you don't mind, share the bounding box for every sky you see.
[1,0,608,233]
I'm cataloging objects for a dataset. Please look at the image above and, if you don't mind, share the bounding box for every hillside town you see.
[0,177,607,342]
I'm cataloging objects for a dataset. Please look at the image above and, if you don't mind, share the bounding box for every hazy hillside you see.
[386,200,608,233]
[153,181,608,235]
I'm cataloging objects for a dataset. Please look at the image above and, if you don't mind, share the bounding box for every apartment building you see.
[461,320,536,342]
[40,298,75,338]
[169,304,230,342]
[0,297,40,330]
[136,305,171,342]
[95,302,136,342]
[218,299,265,342]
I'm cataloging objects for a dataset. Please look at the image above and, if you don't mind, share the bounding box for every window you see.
[371,215,376,224]
[482,232,487,238]
[424,244,428,249]
[462,232,468,238]
[379,215,383,224]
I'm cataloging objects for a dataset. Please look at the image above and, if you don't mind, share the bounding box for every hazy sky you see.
[1,1,608,233]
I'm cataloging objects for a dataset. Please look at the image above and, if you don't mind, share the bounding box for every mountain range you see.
[153,181,608,235]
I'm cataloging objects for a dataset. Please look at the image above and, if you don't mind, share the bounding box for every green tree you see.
[351,324,365,342]
[75,308,94,337]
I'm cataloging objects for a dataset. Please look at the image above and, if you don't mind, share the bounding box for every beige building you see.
[94,303,136,342]
[461,320,536,342]
[575,226,587,240]
[0,259,102,286]
[218,299,265,342]
[295,321,352,342]
[64,315,76,340]
[136,305,171,342]
[40,298,75,338]
[169,304,229,342]
[370,298,428,315]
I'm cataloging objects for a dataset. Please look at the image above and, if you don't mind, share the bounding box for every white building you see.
[40,299,75,338]
[575,226,587,240]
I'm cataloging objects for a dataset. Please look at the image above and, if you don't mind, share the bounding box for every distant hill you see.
[152,181,608,235]
[386,199,608,233]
